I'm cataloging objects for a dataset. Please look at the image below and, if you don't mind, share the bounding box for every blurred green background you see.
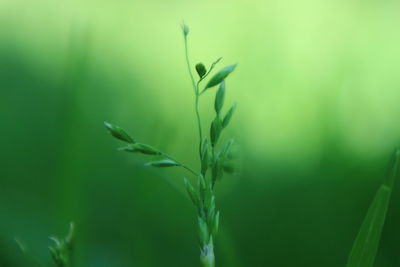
[1,0,400,266]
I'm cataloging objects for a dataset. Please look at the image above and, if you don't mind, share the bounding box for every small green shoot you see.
[16,222,75,267]
[49,222,76,267]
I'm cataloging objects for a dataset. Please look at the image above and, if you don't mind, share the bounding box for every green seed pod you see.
[145,159,180,167]
[182,23,189,37]
[204,64,237,91]
[201,139,209,175]
[212,211,220,236]
[198,217,209,246]
[198,174,207,202]
[203,183,213,209]
[207,208,215,229]
[212,140,234,184]
[214,81,225,114]
[207,196,216,226]
[196,63,207,78]
[210,117,222,147]
[222,103,237,128]
[119,143,161,155]
[211,157,223,185]
[184,178,200,207]
[104,121,134,143]
[221,139,234,155]
[199,174,207,191]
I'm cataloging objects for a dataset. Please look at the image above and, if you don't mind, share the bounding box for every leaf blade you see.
[346,150,400,267]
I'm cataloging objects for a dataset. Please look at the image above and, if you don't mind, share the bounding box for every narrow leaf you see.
[346,149,400,267]
[146,159,181,167]
[222,103,237,128]
[214,81,225,115]
[203,64,237,91]
[104,121,134,143]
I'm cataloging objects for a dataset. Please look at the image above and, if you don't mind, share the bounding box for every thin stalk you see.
[183,36,203,158]
[183,36,197,94]
[199,57,222,83]
[195,88,203,157]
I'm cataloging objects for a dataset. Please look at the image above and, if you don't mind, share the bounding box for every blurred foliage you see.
[1,0,400,266]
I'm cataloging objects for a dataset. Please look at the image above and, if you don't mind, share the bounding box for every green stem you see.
[183,36,203,159]
[183,36,197,95]
[199,57,222,83]
[200,242,215,267]
[195,88,203,156]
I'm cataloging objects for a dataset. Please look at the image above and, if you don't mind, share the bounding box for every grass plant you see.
[105,24,237,267]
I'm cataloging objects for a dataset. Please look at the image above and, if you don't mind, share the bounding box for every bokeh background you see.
[1,0,400,266]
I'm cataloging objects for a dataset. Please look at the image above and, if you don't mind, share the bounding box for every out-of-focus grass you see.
[347,150,399,267]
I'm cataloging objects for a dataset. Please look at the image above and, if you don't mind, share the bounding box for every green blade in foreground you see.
[347,149,400,267]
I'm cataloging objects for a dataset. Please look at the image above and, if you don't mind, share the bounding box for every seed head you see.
[181,22,189,37]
